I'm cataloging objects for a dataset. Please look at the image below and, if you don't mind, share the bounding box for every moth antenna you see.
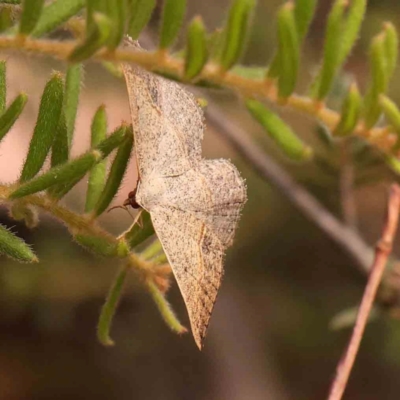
[107,205,135,220]
[107,205,125,213]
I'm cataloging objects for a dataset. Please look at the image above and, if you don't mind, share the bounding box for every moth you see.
[122,38,247,349]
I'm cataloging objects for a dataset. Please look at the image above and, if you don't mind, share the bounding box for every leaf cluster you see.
[0,0,400,346]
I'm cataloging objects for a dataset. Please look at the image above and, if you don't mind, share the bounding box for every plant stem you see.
[0,184,162,282]
[0,34,396,154]
[327,184,400,400]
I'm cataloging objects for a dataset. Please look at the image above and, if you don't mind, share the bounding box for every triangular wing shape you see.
[150,206,225,349]
[122,38,204,178]
[152,159,247,246]
[190,159,247,247]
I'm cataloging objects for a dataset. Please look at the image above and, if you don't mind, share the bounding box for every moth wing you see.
[122,39,204,179]
[187,159,247,247]
[159,159,247,247]
[150,206,225,349]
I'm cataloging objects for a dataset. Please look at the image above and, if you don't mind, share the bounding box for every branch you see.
[0,184,163,282]
[327,184,400,400]
[0,34,396,154]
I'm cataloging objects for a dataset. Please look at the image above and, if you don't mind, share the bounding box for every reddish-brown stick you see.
[327,184,400,400]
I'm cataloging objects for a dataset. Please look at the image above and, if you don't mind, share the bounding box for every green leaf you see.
[267,0,310,79]
[10,151,102,199]
[310,0,366,99]
[51,111,69,167]
[101,61,123,78]
[146,280,187,334]
[140,239,164,261]
[207,27,224,62]
[159,0,186,49]
[337,0,366,67]
[0,223,37,263]
[0,93,27,142]
[19,0,45,35]
[334,83,361,137]
[49,126,127,200]
[364,33,387,129]
[48,172,85,200]
[385,155,400,175]
[267,53,280,80]
[380,95,400,148]
[104,0,127,49]
[92,127,133,217]
[150,252,168,265]
[315,124,334,150]
[74,233,128,257]
[267,1,300,83]
[276,2,299,99]
[294,0,317,41]
[0,60,5,115]
[90,105,108,149]
[246,99,312,161]
[13,126,127,199]
[219,0,255,71]
[32,0,85,37]
[127,0,156,39]
[96,124,128,158]
[97,264,128,346]
[184,16,208,80]
[123,211,155,249]
[0,6,14,33]
[330,305,379,330]
[86,0,107,31]
[68,12,112,63]
[48,110,69,198]
[383,22,398,80]
[380,95,400,132]
[85,105,107,213]
[64,64,82,148]
[20,73,64,182]
[48,83,78,199]
[311,0,347,100]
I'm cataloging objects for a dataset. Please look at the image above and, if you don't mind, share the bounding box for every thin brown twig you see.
[327,184,400,400]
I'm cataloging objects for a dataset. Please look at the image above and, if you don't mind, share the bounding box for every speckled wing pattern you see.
[122,37,247,349]
[122,38,203,179]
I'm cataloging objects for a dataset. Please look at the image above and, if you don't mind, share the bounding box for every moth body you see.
[136,172,167,211]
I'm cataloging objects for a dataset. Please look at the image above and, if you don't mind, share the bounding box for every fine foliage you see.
[0,0,399,346]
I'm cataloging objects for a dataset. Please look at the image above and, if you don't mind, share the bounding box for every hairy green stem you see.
[0,184,161,280]
[0,34,395,154]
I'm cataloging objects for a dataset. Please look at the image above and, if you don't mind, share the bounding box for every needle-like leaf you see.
[20,73,64,182]
[159,0,186,49]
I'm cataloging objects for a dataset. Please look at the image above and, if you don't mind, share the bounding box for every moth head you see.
[107,188,141,218]
[123,188,141,209]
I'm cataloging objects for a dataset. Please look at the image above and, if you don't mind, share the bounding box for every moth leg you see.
[133,208,144,228]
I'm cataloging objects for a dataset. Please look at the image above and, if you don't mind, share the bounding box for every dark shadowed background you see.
[2,1,400,399]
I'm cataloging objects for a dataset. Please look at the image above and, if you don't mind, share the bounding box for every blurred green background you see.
[2,1,400,399]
